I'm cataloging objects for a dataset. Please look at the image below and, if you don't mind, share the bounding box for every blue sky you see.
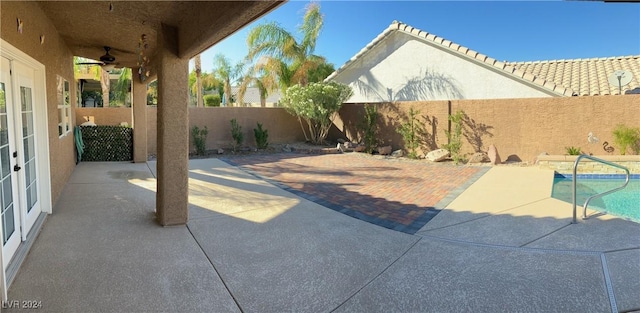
[195,0,640,72]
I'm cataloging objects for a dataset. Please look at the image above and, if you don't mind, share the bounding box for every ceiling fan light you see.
[102,64,116,72]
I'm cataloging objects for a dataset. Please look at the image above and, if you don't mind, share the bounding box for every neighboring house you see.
[231,86,281,107]
[326,21,640,102]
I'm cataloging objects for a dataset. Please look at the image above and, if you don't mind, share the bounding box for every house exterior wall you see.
[331,32,554,102]
[146,107,305,155]
[1,2,76,205]
[75,107,132,126]
[334,95,640,163]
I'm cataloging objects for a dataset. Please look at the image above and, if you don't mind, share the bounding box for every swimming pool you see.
[551,174,640,222]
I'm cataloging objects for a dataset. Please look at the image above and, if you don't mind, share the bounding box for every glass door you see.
[0,57,21,270]
[13,62,41,239]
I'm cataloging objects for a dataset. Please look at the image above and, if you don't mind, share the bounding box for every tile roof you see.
[507,56,640,96]
[327,21,640,97]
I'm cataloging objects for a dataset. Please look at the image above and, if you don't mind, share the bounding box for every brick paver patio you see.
[224,153,489,233]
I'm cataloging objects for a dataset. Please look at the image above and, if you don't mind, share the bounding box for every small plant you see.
[230,118,244,152]
[359,104,379,153]
[565,146,582,155]
[443,110,465,164]
[612,124,640,155]
[254,122,269,149]
[191,125,208,155]
[397,107,421,159]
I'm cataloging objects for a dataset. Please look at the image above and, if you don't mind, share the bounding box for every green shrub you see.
[191,125,208,155]
[359,104,378,153]
[612,124,640,155]
[279,82,353,145]
[254,122,269,149]
[397,107,421,159]
[204,94,221,107]
[443,110,465,164]
[565,146,582,155]
[230,118,243,152]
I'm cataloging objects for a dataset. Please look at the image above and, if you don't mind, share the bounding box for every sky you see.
[194,0,640,73]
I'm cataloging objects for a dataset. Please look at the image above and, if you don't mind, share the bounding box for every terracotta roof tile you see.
[326,21,639,97]
[508,56,640,96]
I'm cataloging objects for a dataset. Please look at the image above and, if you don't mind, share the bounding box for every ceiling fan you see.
[76,46,118,72]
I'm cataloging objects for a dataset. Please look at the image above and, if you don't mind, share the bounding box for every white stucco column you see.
[156,24,189,226]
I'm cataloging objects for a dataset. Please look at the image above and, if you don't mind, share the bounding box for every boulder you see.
[426,149,450,162]
[391,149,404,157]
[217,148,224,155]
[467,152,490,164]
[487,144,501,165]
[377,145,392,155]
[282,144,292,153]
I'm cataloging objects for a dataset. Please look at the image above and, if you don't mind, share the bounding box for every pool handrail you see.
[572,154,630,224]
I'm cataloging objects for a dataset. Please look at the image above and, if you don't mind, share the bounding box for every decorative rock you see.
[217,148,224,154]
[467,152,490,164]
[391,149,404,157]
[282,144,292,153]
[354,145,366,152]
[426,149,450,162]
[488,144,501,165]
[377,146,392,155]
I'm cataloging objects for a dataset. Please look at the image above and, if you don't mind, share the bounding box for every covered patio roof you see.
[38,1,283,69]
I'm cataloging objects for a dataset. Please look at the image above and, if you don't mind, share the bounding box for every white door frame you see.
[0,39,52,302]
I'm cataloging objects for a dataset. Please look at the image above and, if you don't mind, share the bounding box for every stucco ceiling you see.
[37,1,283,69]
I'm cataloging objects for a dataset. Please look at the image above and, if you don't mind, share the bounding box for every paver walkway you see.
[224,153,488,233]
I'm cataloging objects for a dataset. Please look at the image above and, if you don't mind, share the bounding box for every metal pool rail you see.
[572,155,630,223]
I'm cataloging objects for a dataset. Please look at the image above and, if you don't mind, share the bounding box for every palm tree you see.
[212,54,243,106]
[112,68,132,106]
[194,54,203,107]
[237,59,279,107]
[246,2,326,92]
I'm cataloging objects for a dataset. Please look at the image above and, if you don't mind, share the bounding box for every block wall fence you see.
[76,94,639,162]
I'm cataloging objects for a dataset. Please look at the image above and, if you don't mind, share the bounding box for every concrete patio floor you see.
[6,157,640,312]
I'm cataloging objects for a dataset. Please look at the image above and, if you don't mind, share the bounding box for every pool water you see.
[551,175,640,222]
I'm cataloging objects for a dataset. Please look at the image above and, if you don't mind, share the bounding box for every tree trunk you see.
[100,67,110,107]
[195,54,203,107]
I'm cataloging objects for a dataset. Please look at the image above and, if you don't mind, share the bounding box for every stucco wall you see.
[1,2,77,205]
[146,106,305,155]
[75,107,132,126]
[334,95,640,163]
[331,32,554,102]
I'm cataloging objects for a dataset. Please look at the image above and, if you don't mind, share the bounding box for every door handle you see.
[13,165,21,172]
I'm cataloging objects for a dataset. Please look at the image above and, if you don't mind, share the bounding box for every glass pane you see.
[22,112,33,137]
[1,146,10,179]
[3,204,15,244]
[25,185,31,213]
[0,82,6,113]
[2,178,13,208]
[21,86,32,111]
[28,160,36,184]
[30,183,37,207]
[0,115,8,146]
[23,137,29,163]
[3,179,12,208]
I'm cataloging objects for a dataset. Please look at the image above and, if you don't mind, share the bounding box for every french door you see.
[0,56,42,271]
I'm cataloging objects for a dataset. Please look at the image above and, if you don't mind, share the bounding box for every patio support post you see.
[132,74,148,163]
[156,23,189,226]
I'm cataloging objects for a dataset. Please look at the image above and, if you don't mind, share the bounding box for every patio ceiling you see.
[37,1,283,69]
